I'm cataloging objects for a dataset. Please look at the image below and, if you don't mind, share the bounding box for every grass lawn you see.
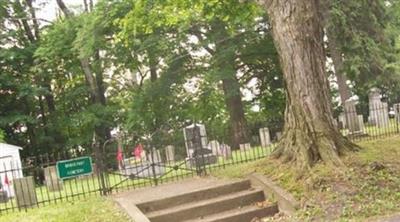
[0,196,131,222]
[212,135,400,221]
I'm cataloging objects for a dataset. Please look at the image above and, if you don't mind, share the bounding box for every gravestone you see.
[358,115,365,133]
[122,149,165,178]
[183,124,208,158]
[44,166,63,192]
[183,124,217,167]
[338,113,347,129]
[344,99,362,134]
[165,145,175,163]
[276,132,282,140]
[123,161,166,178]
[239,143,251,152]
[259,128,271,148]
[14,176,37,208]
[379,102,390,127]
[394,103,400,122]
[220,144,232,159]
[208,140,220,156]
[369,88,389,127]
[147,148,162,164]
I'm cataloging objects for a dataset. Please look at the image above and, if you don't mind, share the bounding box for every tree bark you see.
[260,0,358,168]
[56,0,73,16]
[222,78,250,148]
[25,0,40,40]
[212,20,250,149]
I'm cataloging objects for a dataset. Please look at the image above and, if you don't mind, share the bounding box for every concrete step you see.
[138,179,252,214]
[183,204,279,222]
[147,188,265,222]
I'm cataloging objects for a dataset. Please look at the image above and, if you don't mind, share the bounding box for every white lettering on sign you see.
[67,169,85,175]
[65,161,85,168]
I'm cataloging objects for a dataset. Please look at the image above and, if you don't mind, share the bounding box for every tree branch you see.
[56,0,73,17]
[189,26,215,55]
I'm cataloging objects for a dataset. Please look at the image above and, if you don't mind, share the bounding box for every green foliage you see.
[5,0,399,158]
[328,0,399,102]
[0,129,4,143]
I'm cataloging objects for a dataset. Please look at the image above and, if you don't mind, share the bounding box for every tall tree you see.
[56,0,111,143]
[259,0,358,168]
[326,0,395,99]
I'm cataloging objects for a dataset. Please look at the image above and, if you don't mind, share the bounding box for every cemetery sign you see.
[56,156,93,179]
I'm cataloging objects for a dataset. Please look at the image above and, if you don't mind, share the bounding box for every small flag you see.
[116,147,123,162]
[4,174,9,186]
[134,144,143,160]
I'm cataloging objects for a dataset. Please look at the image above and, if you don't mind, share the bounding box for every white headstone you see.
[14,176,37,208]
[276,132,282,140]
[344,99,361,134]
[394,103,400,122]
[220,144,232,159]
[147,148,161,163]
[44,166,63,192]
[358,115,365,133]
[259,128,271,148]
[338,113,347,129]
[208,140,220,156]
[369,88,389,127]
[183,124,209,158]
[165,145,175,163]
[239,143,251,152]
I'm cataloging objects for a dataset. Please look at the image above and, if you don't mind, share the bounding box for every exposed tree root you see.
[271,128,360,171]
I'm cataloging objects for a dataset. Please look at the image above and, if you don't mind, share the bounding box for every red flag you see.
[4,174,9,186]
[116,147,123,161]
[134,144,143,160]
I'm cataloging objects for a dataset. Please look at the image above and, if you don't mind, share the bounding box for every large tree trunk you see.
[211,20,249,149]
[326,30,351,104]
[222,78,250,148]
[260,0,358,168]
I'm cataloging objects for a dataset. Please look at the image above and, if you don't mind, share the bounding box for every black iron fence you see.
[1,102,400,214]
[340,101,400,142]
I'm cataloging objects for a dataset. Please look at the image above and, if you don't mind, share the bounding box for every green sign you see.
[56,156,93,179]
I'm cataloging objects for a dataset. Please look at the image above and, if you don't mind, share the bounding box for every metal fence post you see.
[149,142,159,186]
[96,141,108,195]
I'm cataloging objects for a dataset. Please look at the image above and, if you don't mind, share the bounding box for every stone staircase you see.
[136,179,278,222]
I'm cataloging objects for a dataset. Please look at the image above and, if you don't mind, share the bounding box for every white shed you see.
[0,143,23,197]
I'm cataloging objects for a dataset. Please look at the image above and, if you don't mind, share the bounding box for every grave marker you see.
[276,132,282,140]
[394,103,400,122]
[369,88,389,127]
[14,176,37,208]
[165,145,175,163]
[344,99,362,134]
[239,143,251,152]
[183,124,217,168]
[208,140,220,156]
[220,144,232,159]
[259,128,271,148]
[44,166,63,192]
[147,148,162,164]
